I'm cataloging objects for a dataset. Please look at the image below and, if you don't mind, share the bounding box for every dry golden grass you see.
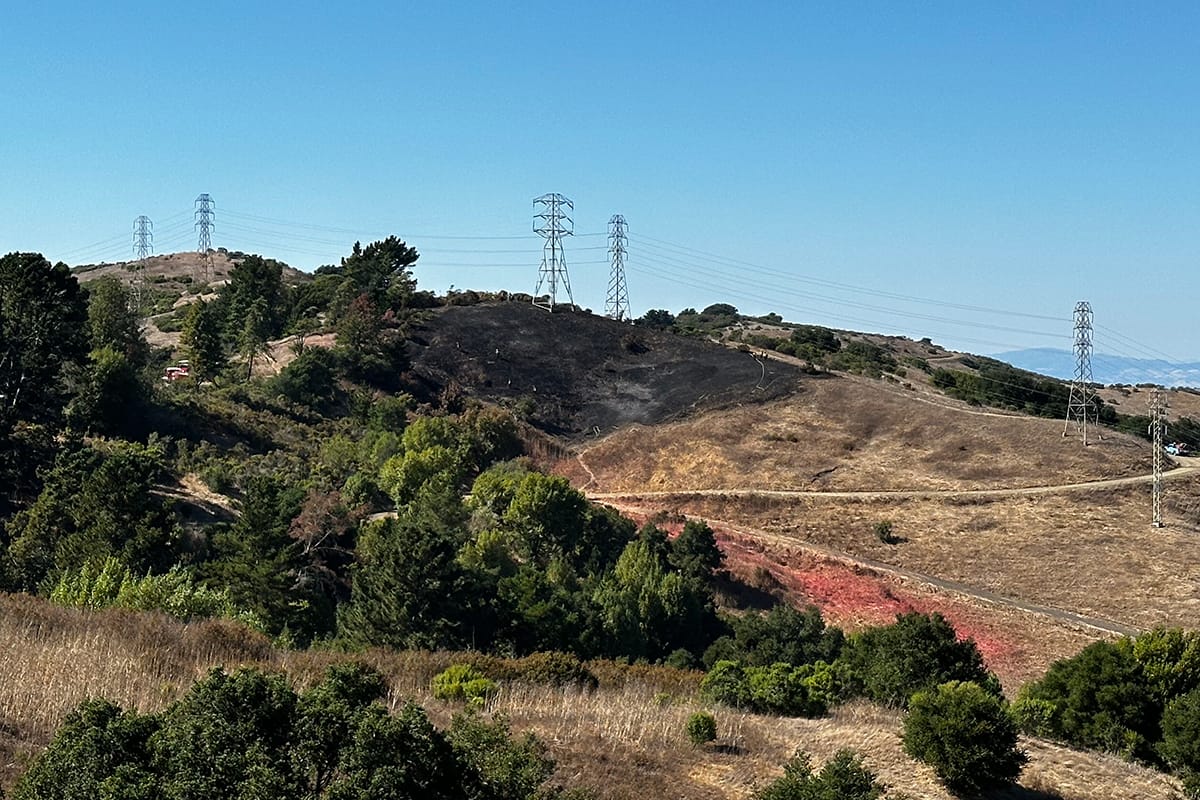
[0,593,1184,799]
[666,476,1200,638]
[567,376,1151,493]
[1096,384,1200,423]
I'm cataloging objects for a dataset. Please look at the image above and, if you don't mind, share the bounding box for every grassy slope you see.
[0,594,1180,800]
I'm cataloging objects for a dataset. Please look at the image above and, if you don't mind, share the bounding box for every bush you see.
[271,347,338,411]
[754,749,883,800]
[13,664,561,800]
[432,664,499,706]
[512,651,598,689]
[1017,639,1158,759]
[902,681,1026,794]
[702,660,832,718]
[702,604,844,670]
[702,660,750,708]
[685,711,717,746]
[1160,688,1200,797]
[873,520,898,545]
[840,612,996,708]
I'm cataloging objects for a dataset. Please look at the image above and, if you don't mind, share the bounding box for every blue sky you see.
[2,2,1198,363]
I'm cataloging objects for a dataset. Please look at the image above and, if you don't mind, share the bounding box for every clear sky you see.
[3,2,1198,365]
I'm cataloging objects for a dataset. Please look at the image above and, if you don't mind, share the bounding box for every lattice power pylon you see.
[130,215,153,311]
[195,193,215,282]
[1063,301,1099,445]
[1150,387,1167,528]
[605,214,630,321]
[532,193,574,311]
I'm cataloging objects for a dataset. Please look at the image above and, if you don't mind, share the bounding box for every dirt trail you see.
[599,498,1142,639]
[586,464,1200,502]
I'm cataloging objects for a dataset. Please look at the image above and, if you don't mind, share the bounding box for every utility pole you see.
[1063,301,1098,445]
[1150,386,1167,528]
[532,193,574,311]
[195,193,215,282]
[605,214,631,321]
[130,215,153,311]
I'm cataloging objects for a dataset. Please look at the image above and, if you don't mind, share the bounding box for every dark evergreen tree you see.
[179,300,226,382]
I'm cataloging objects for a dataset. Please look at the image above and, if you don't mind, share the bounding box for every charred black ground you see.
[407,302,803,436]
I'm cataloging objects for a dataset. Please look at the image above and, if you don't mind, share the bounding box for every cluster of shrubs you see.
[12,662,587,800]
[1014,628,1200,797]
[699,608,1026,794]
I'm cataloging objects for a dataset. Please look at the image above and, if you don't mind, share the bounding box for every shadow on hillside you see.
[713,570,781,611]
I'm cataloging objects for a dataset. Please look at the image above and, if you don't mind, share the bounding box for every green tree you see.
[669,519,724,586]
[703,604,844,670]
[65,345,146,434]
[593,537,717,660]
[338,510,476,650]
[222,254,286,340]
[754,749,883,800]
[238,296,271,381]
[1160,688,1200,798]
[85,276,147,367]
[151,667,299,799]
[11,698,160,800]
[840,612,995,708]
[1131,628,1200,704]
[201,475,306,634]
[503,473,588,567]
[0,253,88,510]
[3,441,183,592]
[903,680,1027,794]
[0,252,88,428]
[1017,639,1158,759]
[272,347,339,410]
[179,300,226,382]
[338,236,418,310]
[291,662,388,796]
[634,309,675,329]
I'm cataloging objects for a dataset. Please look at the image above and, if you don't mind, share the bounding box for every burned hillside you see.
[407,302,803,436]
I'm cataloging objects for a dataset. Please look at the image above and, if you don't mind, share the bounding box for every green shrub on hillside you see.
[13,663,571,800]
[754,749,883,800]
[839,612,996,708]
[685,711,717,746]
[701,659,833,717]
[433,664,499,706]
[48,557,263,629]
[903,680,1027,794]
[1016,639,1158,760]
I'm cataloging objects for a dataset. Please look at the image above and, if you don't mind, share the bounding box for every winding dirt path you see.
[585,463,1200,503]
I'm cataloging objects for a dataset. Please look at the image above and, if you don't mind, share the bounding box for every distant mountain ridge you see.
[994,347,1200,387]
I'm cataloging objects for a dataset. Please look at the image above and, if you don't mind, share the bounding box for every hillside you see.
[7,248,1199,799]
[407,302,803,435]
[0,594,1180,800]
[560,373,1152,492]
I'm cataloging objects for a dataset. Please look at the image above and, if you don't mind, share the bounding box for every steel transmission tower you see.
[130,215,153,310]
[532,193,574,311]
[1063,301,1098,444]
[605,215,631,321]
[1150,387,1167,528]
[195,193,215,281]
